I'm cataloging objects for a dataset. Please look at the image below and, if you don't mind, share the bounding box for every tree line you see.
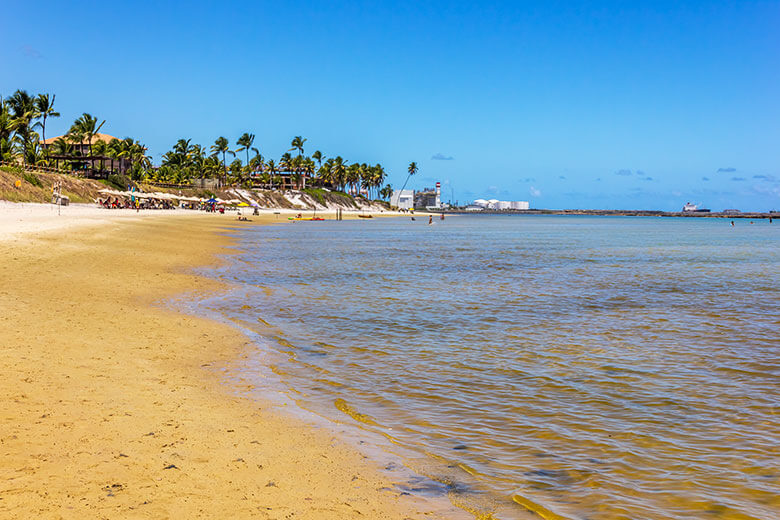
[1,89,413,200]
[0,90,149,179]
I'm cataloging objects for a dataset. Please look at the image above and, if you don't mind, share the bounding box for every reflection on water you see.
[205,215,780,519]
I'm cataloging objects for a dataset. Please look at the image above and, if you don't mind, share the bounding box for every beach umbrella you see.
[206,197,218,203]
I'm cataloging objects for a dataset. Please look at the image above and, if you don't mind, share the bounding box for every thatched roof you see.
[43,133,119,145]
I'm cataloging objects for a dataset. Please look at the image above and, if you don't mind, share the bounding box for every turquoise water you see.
[203,215,780,519]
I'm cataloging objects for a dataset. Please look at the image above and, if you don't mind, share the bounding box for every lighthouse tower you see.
[435,182,441,208]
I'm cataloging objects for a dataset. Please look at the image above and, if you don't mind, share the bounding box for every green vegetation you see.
[1,164,22,175]
[104,173,132,192]
[303,187,358,208]
[303,187,327,206]
[22,171,43,187]
[2,88,403,199]
[1,89,150,180]
[397,161,417,198]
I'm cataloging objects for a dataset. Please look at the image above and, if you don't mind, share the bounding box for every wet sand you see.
[0,209,455,518]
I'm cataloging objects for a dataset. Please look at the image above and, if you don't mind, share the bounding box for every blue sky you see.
[2,1,778,210]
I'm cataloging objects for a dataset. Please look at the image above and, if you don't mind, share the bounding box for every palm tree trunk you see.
[41,116,46,162]
[222,152,227,187]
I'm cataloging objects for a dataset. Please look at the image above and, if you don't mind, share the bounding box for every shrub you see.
[303,188,326,206]
[106,173,132,191]
[22,171,43,188]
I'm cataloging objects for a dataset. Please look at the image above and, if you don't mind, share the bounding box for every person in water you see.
[428,215,433,225]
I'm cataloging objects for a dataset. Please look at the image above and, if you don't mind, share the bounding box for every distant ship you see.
[682,202,710,213]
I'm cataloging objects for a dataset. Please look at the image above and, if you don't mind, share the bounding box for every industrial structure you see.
[414,182,442,209]
[472,199,530,210]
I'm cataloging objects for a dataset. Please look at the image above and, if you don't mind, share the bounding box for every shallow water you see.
[204,215,780,519]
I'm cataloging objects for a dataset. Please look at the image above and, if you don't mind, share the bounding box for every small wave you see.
[334,398,380,426]
[512,494,571,520]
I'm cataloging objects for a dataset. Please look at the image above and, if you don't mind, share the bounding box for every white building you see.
[391,189,414,210]
[470,199,530,210]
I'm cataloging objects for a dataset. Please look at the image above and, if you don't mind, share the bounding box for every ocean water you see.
[202,215,779,519]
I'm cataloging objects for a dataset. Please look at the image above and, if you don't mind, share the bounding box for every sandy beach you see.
[0,203,458,519]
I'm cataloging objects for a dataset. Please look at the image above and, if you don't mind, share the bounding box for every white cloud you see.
[529,186,541,197]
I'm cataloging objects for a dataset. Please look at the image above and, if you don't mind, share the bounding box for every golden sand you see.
[0,214,453,519]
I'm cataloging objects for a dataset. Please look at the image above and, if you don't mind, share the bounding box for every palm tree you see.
[34,93,59,159]
[70,113,105,173]
[210,136,234,186]
[8,90,37,164]
[48,136,73,170]
[312,150,323,166]
[249,149,264,176]
[316,158,334,187]
[398,161,418,200]
[203,155,223,180]
[173,138,192,156]
[190,144,206,167]
[379,184,393,201]
[289,135,306,157]
[93,140,108,173]
[279,152,293,173]
[0,97,15,162]
[236,132,255,168]
[266,159,277,189]
[332,156,347,192]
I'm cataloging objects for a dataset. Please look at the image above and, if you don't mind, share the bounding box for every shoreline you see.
[0,205,461,518]
[439,208,777,218]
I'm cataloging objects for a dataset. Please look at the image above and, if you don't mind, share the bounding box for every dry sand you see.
[0,205,461,519]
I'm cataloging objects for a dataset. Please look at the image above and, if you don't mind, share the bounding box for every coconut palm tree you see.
[236,133,255,167]
[34,93,59,159]
[92,140,109,173]
[266,159,277,189]
[312,150,323,166]
[289,135,306,157]
[398,161,418,200]
[279,152,293,185]
[7,90,37,164]
[373,164,387,198]
[379,184,393,201]
[332,156,347,192]
[316,158,333,187]
[70,113,105,173]
[303,157,315,182]
[173,138,192,156]
[210,136,234,186]
[228,158,245,186]
[50,137,74,157]
[0,98,15,162]
[203,155,223,180]
[248,148,263,176]
[190,144,206,170]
